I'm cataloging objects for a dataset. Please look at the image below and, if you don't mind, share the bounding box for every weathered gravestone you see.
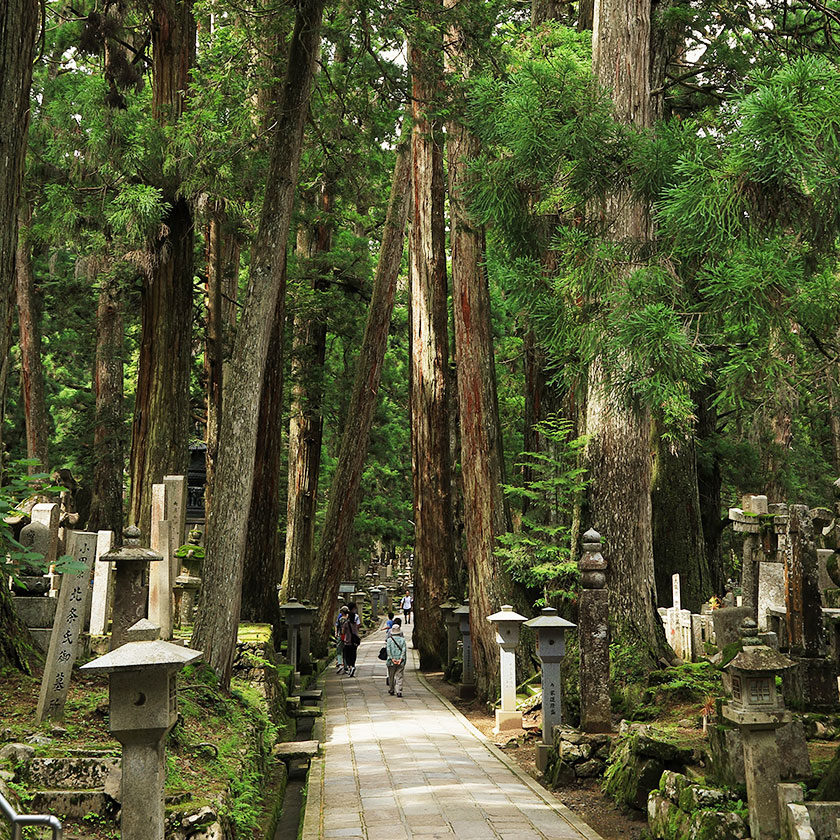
[88,530,115,636]
[148,483,173,639]
[36,531,97,722]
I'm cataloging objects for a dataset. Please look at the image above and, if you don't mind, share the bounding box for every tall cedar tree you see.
[313,127,411,647]
[446,0,516,698]
[0,0,40,671]
[585,0,669,660]
[410,0,458,667]
[128,0,195,536]
[192,0,326,686]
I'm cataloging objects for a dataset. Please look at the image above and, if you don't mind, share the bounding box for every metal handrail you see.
[0,789,62,840]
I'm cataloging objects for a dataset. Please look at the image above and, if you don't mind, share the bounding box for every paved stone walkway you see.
[301,623,602,840]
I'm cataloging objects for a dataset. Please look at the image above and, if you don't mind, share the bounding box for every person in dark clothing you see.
[341,603,361,676]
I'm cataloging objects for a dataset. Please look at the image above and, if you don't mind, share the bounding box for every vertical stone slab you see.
[148,484,172,640]
[89,530,115,635]
[757,562,786,632]
[163,474,187,584]
[36,531,97,722]
[32,502,60,596]
[787,505,824,656]
[579,529,611,733]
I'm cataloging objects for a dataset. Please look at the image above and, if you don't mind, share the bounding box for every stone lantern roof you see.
[728,619,795,674]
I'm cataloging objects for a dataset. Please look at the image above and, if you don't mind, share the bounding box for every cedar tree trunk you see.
[409,11,457,668]
[192,0,325,686]
[313,129,411,648]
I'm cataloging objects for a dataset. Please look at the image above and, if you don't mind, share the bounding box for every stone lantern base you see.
[494,710,524,733]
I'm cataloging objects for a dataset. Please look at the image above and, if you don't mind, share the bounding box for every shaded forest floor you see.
[422,669,647,840]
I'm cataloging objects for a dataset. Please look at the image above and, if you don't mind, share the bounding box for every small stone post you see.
[454,602,475,699]
[487,605,529,733]
[80,621,202,840]
[722,619,795,840]
[440,597,460,667]
[579,529,612,733]
[103,526,163,650]
[524,607,576,771]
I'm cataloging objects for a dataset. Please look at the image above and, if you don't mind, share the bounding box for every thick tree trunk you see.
[282,207,331,603]
[447,4,515,698]
[240,286,286,633]
[585,0,668,660]
[192,0,325,686]
[16,202,49,472]
[0,0,38,672]
[409,11,457,668]
[0,0,38,483]
[129,0,195,537]
[651,426,712,613]
[87,269,125,534]
[313,130,411,648]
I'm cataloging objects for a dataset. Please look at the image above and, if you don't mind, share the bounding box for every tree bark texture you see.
[409,11,457,669]
[447,5,514,698]
[282,203,331,603]
[87,268,125,534]
[192,0,325,687]
[587,0,667,659]
[204,207,240,513]
[240,286,286,633]
[0,0,37,482]
[129,0,195,537]
[16,203,49,472]
[651,426,712,613]
[313,130,411,648]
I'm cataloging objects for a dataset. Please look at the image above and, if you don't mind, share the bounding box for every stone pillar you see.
[487,606,528,733]
[369,588,379,622]
[148,484,173,640]
[454,602,475,699]
[89,530,115,635]
[440,598,460,667]
[298,603,316,674]
[729,494,767,620]
[578,529,612,733]
[524,607,575,771]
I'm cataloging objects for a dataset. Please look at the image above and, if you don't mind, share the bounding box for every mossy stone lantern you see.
[723,618,795,840]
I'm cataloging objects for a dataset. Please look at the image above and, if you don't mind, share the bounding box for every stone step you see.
[271,740,320,761]
[295,689,322,706]
[30,789,113,820]
[23,757,120,792]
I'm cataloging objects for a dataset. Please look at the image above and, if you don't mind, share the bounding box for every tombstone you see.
[661,574,694,661]
[36,531,98,723]
[369,587,380,621]
[104,526,163,650]
[31,502,60,596]
[280,598,308,680]
[88,530,115,635]
[487,606,528,733]
[453,602,475,699]
[524,607,576,771]
[757,562,786,632]
[80,620,202,840]
[298,602,317,674]
[148,484,173,640]
[578,529,611,733]
[730,495,767,620]
[722,619,794,840]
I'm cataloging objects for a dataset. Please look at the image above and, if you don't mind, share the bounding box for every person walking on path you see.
[342,603,361,676]
[334,605,349,673]
[400,590,413,624]
[386,617,407,696]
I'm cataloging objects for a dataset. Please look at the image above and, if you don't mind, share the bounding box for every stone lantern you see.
[487,605,529,732]
[722,618,795,840]
[439,597,460,667]
[454,602,475,698]
[80,620,202,840]
[173,527,203,628]
[102,526,163,650]
[280,598,309,678]
[524,607,577,770]
[297,600,317,674]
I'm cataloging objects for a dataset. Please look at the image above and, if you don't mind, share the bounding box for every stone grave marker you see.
[579,529,611,732]
[730,494,766,618]
[36,531,98,722]
[148,483,173,639]
[88,530,115,635]
[757,561,785,632]
[31,502,60,596]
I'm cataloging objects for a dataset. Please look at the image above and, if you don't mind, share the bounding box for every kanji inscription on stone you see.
[36,531,98,723]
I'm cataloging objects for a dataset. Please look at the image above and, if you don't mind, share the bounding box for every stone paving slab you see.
[301,622,603,840]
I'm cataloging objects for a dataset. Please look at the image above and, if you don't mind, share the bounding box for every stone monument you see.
[487,605,528,733]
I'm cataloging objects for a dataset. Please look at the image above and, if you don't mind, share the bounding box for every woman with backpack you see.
[386,617,407,696]
[342,603,361,676]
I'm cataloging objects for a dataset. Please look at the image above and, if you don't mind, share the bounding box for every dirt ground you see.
[421,670,646,840]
